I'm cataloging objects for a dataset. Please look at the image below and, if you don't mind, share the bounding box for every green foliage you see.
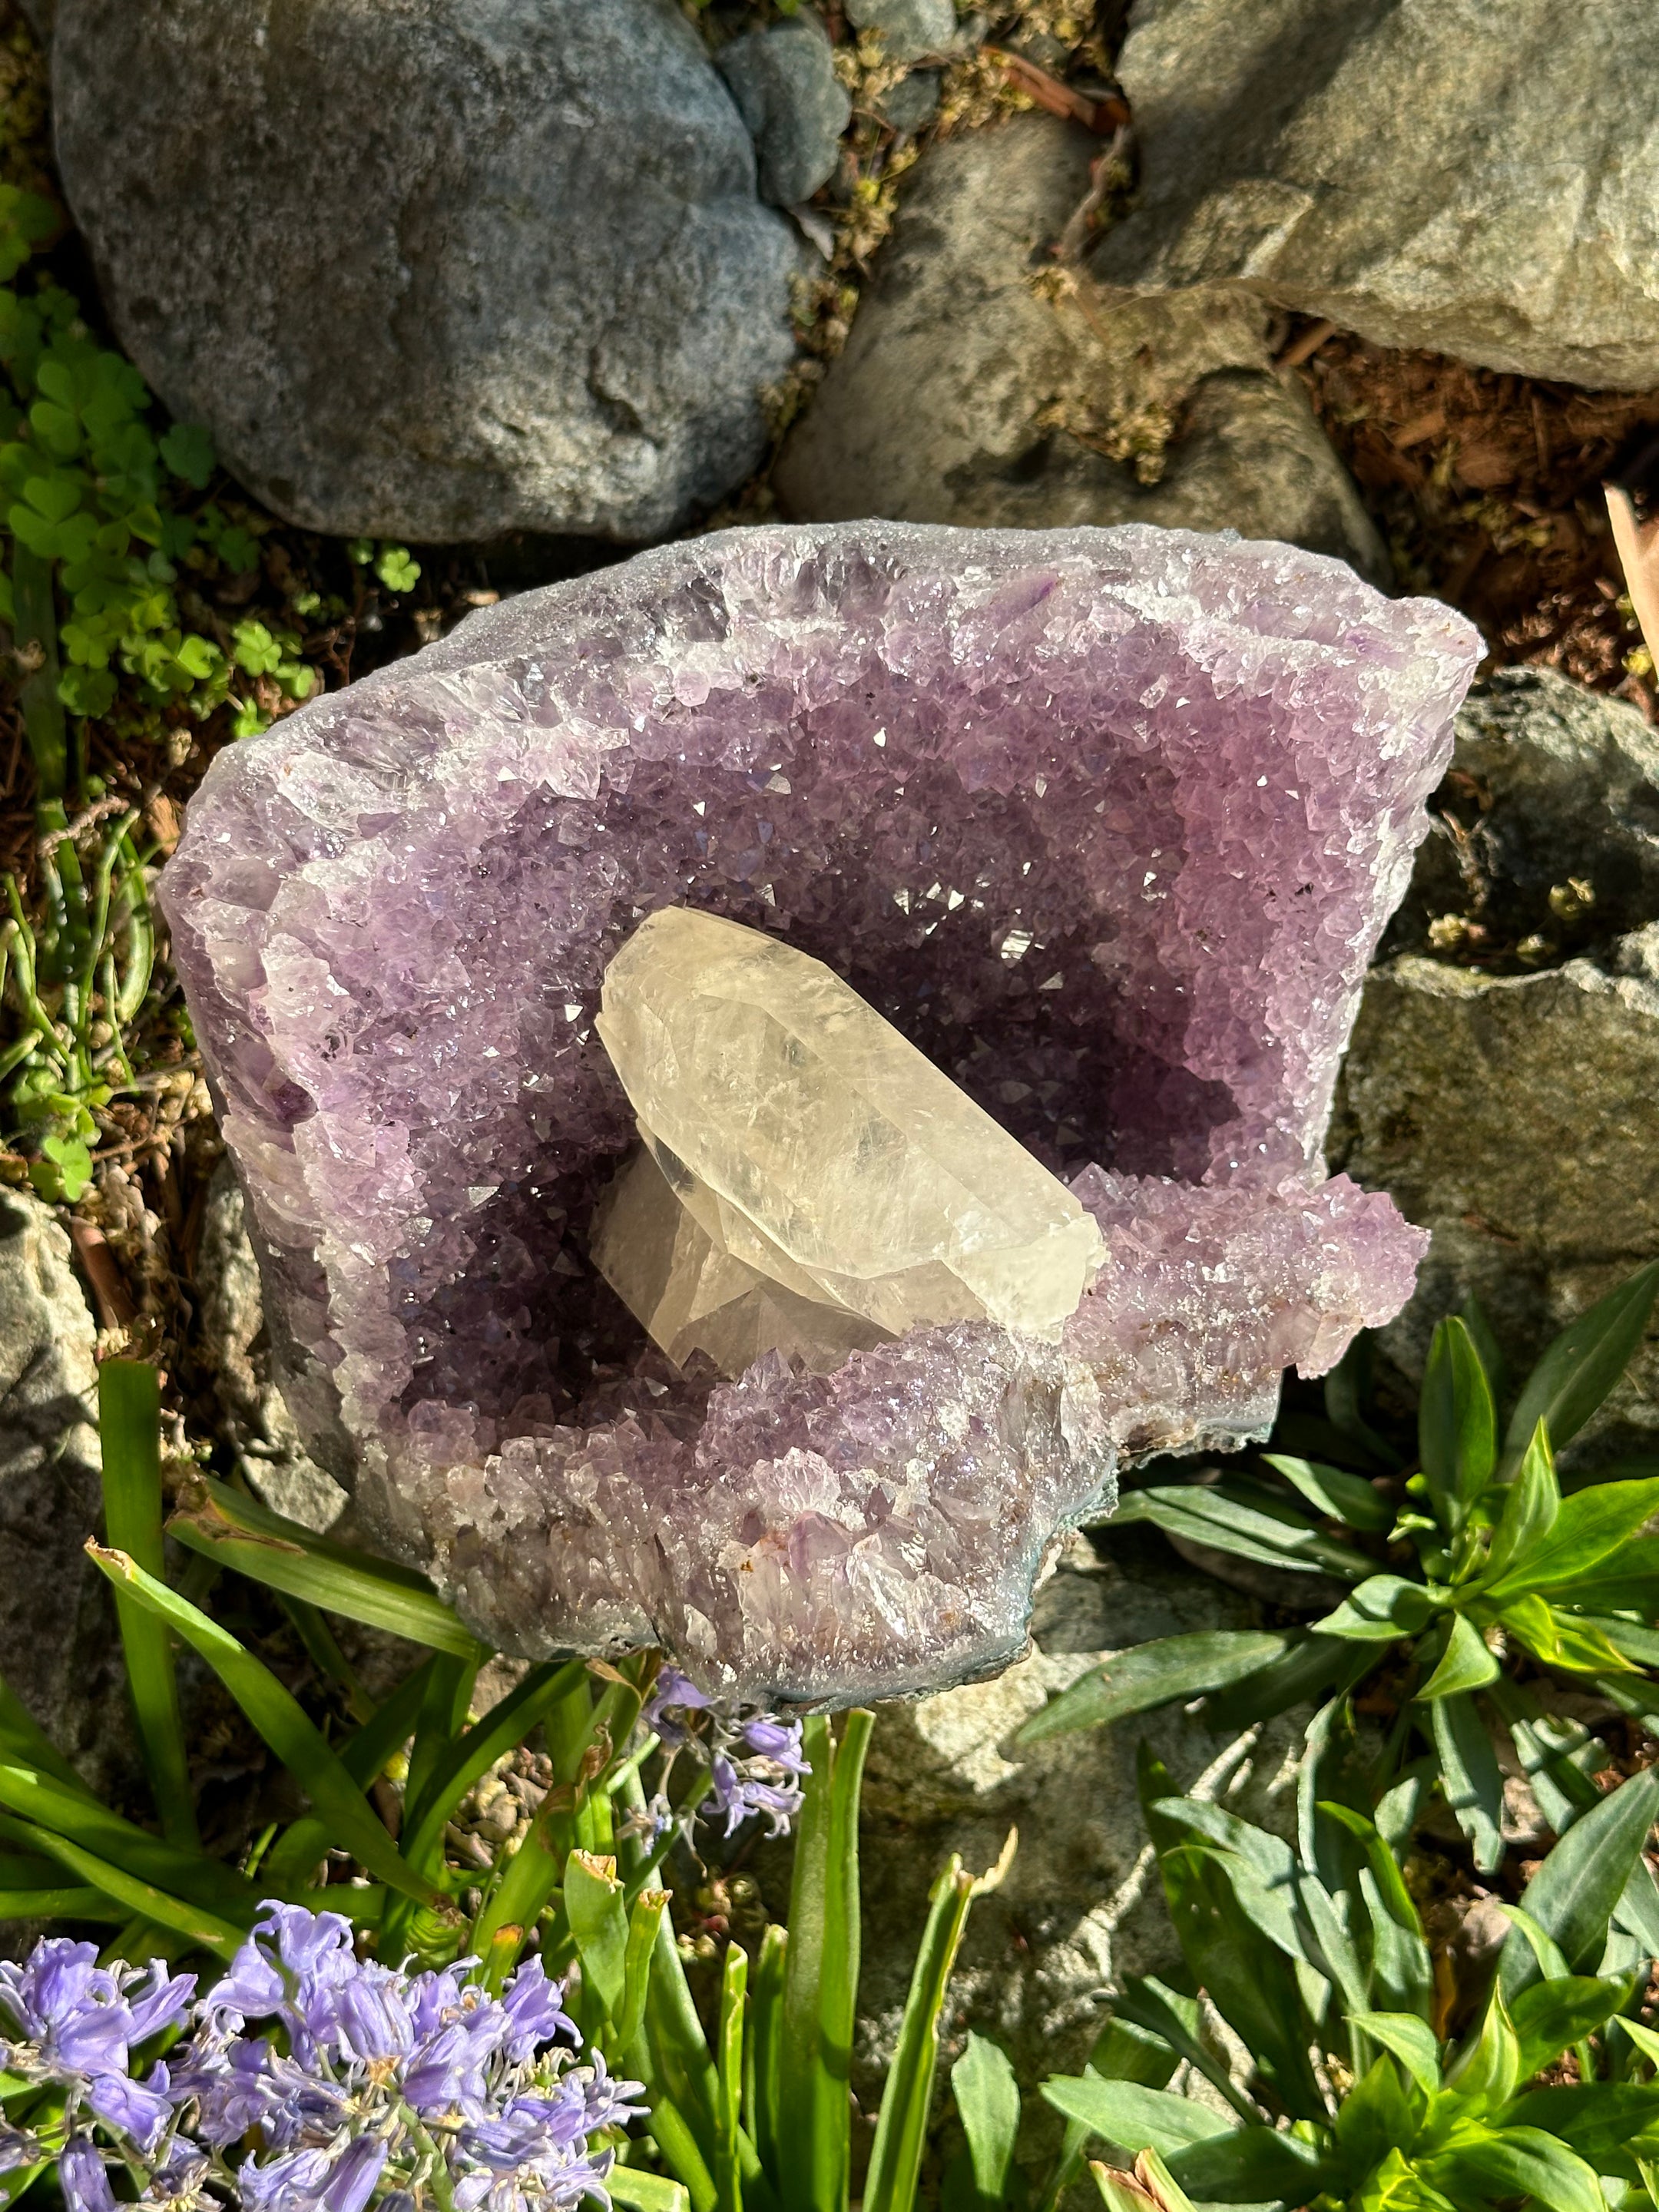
[1025,1754,1659,2211]
[0,185,328,1187]
[1019,1267,1659,1876]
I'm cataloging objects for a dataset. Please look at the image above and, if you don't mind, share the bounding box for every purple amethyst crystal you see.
[162,523,1479,1704]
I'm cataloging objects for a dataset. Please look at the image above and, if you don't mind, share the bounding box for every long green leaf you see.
[814,1709,871,2212]
[4,1813,243,1958]
[98,1360,198,1849]
[1481,1480,1659,1605]
[1347,2010,1440,2094]
[778,1714,836,2212]
[1424,2124,1606,2212]
[568,1849,631,2025]
[1113,1485,1369,1579]
[1039,2077,1233,2157]
[865,1845,1007,2212]
[1509,1977,1631,2080]
[1263,1453,1394,1532]
[1202,1635,1371,1730]
[1482,1420,1561,1590]
[1503,1264,1659,1472]
[1016,1632,1289,1743]
[610,2173,693,2212]
[1313,1574,1441,1643]
[1108,1978,1252,2120]
[715,1942,747,2212]
[85,1541,442,1908]
[0,1764,254,1916]
[749,1922,787,2187]
[1429,1692,1505,1874]
[0,1886,123,1921]
[0,1670,92,1798]
[1499,1767,1659,1999]
[167,1474,485,1656]
[339,1655,441,1790]
[1419,1316,1498,1536]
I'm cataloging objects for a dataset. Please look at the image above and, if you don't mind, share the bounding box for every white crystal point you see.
[594,905,1108,1354]
[590,1144,896,1375]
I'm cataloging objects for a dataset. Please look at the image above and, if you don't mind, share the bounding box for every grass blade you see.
[0,1767,255,1917]
[815,1710,872,2212]
[5,1812,244,1957]
[716,1940,747,2212]
[1429,1691,1505,1874]
[864,1836,1014,2212]
[611,2174,691,2212]
[167,1473,484,1656]
[750,1922,787,2184]
[98,1360,197,1848]
[85,1541,443,1909]
[1500,1766,1659,2000]
[0,1669,93,1797]
[779,1714,836,2212]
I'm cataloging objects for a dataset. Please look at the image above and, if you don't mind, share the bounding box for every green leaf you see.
[1419,1316,1498,1535]
[616,1886,670,2062]
[778,1710,873,2212]
[1428,1693,1505,1874]
[1348,2011,1441,2095]
[1320,1802,1434,2020]
[1202,1636,1372,1730]
[567,1849,630,2023]
[1482,1479,1659,1605]
[1482,1420,1561,1589]
[1499,1594,1643,1677]
[610,2174,692,2212]
[1114,1485,1369,1580]
[1015,1632,1290,1743]
[1418,1611,1500,1699]
[1504,2084,1659,2173]
[1334,2052,1422,2184]
[399,1657,587,1874]
[1263,1453,1394,1532]
[98,1361,197,1849]
[1152,1837,1327,2118]
[1326,1336,1402,1471]
[85,1541,444,1909]
[167,1474,485,1656]
[0,1763,254,1920]
[1499,1767,1659,1999]
[159,422,215,488]
[952,2033,1021,2207]
[1504,1264,1659,1473]
[376,545,421,593]
[1510,1977,1631,2080]
[0,1813,244,1959]
[1313,1575,1442,1643]
[865,1846,1005,2212]
[1039,2078,1233,2158]
[1424,2124,1608,2212]
[1167,2124,1334,2205]
[714,1940,747,2212]
[1442,1988,1522,2115]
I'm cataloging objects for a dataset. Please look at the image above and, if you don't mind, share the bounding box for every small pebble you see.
[717,15,849,208]
[844,0,956,64]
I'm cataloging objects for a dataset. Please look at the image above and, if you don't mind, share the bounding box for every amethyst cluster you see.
[162,523,1479,1703]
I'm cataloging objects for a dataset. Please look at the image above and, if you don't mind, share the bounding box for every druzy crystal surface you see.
[594,906,1108,1358]
[161,522,1480,1704]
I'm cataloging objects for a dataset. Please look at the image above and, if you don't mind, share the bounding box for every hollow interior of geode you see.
[368,604,1379,1467]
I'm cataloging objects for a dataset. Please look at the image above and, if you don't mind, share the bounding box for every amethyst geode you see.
[164,523,1479,1704]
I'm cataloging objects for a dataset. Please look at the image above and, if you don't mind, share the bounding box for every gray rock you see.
[1096,0,1659,389]
[874,68,941,134]
[52,0,801,543]
[1331,670,1659,1459]
[0,1191,134,1805]
[774,115,1387,586]
[773,1532,1307,2109]
[194,1161,347,1534]
[717,16,849,207]
[845,0,955,64]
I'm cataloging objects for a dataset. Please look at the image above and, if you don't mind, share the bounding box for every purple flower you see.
[200,1901,360,2064]
[58,2135,117,2212]
[703,1755,804,1839]
[86,2060,176,2154]
[495,1959,578,2066]
[0,1941,195,2114]
[240,2134,389,2212]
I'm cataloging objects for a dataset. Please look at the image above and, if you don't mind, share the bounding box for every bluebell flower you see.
[641,1671,810,1840]
[7,1902,644,2212]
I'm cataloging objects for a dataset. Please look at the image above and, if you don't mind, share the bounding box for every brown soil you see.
[1289,318,1659,714]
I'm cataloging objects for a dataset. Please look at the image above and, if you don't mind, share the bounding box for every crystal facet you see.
[159,522,1481,1704]
[593,905,1108,1363]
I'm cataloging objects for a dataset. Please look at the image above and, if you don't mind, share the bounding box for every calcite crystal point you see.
[161,522,1481,1704]
[593,906,1108,1364]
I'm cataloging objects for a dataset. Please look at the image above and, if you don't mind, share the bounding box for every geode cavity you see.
[162,523,1480,1703]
